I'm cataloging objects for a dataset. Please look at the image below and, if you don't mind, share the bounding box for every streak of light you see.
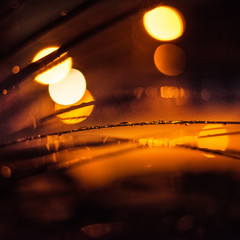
[1,120,240,149]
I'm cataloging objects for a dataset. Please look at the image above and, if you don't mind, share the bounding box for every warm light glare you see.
[160,86,181,98]
[143,6,184,41]
[198,124,229,158]
[49,68,86,105]
[154,44,186,76]
[55,89,94,124]
[32,47,72,84]
[139,138,169,147]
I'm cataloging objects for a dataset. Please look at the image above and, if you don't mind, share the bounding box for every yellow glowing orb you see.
[49,68,86,105]
[32,46,72,84]
[55,89,94,124]
[143,6,184,41]
[154,44,186,76]
[197,124,229,158]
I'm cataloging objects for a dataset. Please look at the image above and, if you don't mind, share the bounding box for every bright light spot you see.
[197,124,229,158]
[32,46,72,84]
[1,166,11,178]
[143,6,184,41]
[160,86,179,98]
[49,68,86,105]
[2,89,7,95]
[154,44,186,76]
[55,89,94,124]
[160,86,182,98]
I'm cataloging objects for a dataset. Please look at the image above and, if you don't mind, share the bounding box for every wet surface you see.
[1,0,240,239]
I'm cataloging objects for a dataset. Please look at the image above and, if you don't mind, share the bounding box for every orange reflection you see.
[154,44,186,76]
[12,65,20,74]
[55,89,94,124]
[143,6,184,41]
[32,46,72,84]
[49,68,86,105]
[160,86,180,98]
[170,136,196,148]
[1,166,11,178]
[197,124,229,158]
[138,137,169,147]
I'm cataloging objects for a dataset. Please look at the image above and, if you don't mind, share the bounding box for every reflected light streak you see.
[55,89,94,124]
[154,44,186,76]
[197,124,229,158]
[138,138,169,147]
[32,46,72,84]
[49,68,86,105]
[139,136,196,148]
[143,6,184,41]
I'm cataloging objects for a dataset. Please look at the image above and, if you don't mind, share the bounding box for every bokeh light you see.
[154,44,186,76]
[32,46,72,84]
[160,86,181,98]
[12,65,20,74]
[143,6,184,41]
[49,68,86,105]
[1,166,11,178]
[197,124,229,158]
[55,89,94,124]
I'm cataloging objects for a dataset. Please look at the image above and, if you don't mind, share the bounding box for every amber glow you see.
[197,124,229,157]
[32,47,72,84]
[138,137,169,147]
[55,89,94,124]
[154,44,186,76]
[49,68,86,105]
[170,136,196,148]
[1,166,11,178]
[12,65,20,74]
[160,86,185,98]
[143,6,184,41]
